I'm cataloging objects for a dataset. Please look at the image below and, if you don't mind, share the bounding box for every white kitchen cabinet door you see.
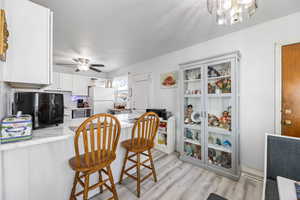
[61,73,73,91]
[4,0,52,85]
[73,75,89,96]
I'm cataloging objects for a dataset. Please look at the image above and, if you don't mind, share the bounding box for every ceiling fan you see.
[56,58,105,73]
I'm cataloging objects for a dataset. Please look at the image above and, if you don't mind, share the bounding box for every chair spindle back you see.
[131,112,160,146]
[74,114,121,168]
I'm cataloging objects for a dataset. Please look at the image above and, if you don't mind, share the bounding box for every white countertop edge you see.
[0,115,134,152]
[0,133,73,152]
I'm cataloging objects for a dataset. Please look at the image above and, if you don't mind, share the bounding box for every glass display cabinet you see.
[179,52,240,180]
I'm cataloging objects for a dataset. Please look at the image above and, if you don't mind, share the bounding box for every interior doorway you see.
[131,73,152,112]
[281,43,300,137]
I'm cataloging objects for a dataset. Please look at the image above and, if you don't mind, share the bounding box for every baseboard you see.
[241,165,264,181]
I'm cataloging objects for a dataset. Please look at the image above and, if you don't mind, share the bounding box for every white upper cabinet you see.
[45,73,73,92]
[72,75,89,96]
[61,73,73,91]
[3,0,53,86]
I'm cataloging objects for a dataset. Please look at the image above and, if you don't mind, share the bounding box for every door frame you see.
[129,72,153,111]
[274,40,300,135]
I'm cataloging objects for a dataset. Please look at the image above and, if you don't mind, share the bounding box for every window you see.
[113,76,129,107]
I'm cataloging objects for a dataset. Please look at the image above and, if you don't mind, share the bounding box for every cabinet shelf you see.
[184,138,201,146]
[208,127,231,135]
[184,79,202,83]
[184,94,202,98]
[208,144,231,153]
[208,75,231,80]
[184,124,201,130]
[207,93,231,98]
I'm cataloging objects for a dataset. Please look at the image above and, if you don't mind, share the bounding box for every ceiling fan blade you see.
[90,64,105,67]
[90,67,102,73]
[55,63,77,66]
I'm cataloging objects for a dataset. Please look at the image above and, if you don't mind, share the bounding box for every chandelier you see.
[207,0,257,25]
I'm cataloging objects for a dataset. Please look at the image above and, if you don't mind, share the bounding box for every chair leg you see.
[70,171,79,200]
[107,165,119,200]
[148,149,157,182]
[83,174,90,200]
[98,170,103,193]
[119,149,129,184]
[136,153,141,198]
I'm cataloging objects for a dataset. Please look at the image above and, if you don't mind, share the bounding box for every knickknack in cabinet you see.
[179,52,240,180]
[154,116,176,154]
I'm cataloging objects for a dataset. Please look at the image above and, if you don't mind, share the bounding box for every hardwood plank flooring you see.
[91,150,263,200]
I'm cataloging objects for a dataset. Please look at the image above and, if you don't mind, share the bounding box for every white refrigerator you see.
[89,87,114,114]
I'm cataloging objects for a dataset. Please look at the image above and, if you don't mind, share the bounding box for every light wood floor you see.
[91,150,263,200]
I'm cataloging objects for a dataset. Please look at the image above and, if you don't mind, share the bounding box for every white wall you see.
[109,12,300,172]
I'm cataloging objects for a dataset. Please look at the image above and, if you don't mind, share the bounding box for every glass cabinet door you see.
[182,66,204,161]
[205,60,234,171]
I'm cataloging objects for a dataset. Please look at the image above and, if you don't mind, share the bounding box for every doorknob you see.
[284,109,292,114]
[283,120,292,125]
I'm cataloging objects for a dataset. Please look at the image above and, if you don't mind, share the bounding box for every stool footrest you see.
[141,172,153,182]
[125,171,137,180]
[75,177,110,197]
[125,164,137,173]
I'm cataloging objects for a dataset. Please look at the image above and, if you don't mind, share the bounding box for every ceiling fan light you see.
[78,64,89,71]
[237,0,254,4]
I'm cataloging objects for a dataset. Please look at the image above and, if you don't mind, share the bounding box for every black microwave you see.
[12,92,64,129]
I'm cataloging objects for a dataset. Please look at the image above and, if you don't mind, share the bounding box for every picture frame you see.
[0,9,9,62]
[160,71,178,88]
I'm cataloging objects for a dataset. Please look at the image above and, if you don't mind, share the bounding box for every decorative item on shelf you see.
[208,106,232,131]
[184,104,193,124]
[160,71,178,88]
[215,78,231,94]
[208,83,216,94]
[185,89,201,95]
[185,129,193,139]
[208,66,221,78]
[223,140,232,148]
[216,138,222,146]
[194,130,201,141]
[208,135,214,144]
[208,114,220,127]
[219,67,230,77]
[208,148,232,169]
[184,142,201,160]
[191,111,201,124]
[185,69,201,80]
[0,9,9,62]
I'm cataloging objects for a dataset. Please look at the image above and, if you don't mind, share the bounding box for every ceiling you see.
[31,0,300,73]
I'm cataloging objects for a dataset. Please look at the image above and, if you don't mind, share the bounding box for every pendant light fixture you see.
[207,0,257,25]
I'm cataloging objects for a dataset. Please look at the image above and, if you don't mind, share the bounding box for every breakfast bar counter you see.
[0,114,137,200]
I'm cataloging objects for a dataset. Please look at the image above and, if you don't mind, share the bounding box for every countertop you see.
[0,114,136,152]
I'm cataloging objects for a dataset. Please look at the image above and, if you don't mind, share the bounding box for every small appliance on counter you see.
[146,109,172,120]
[1,112,33,143]
[12,92,64,129]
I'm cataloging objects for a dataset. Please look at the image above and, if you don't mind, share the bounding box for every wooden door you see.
[131,73,151,111]
[282,43,300,137]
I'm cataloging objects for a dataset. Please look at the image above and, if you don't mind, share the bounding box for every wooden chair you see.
[119,112,160,197]
[69,114,121,200]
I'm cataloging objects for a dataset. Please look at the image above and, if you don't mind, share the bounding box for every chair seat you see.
[121,138,154,153]
[69,151,116,172]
